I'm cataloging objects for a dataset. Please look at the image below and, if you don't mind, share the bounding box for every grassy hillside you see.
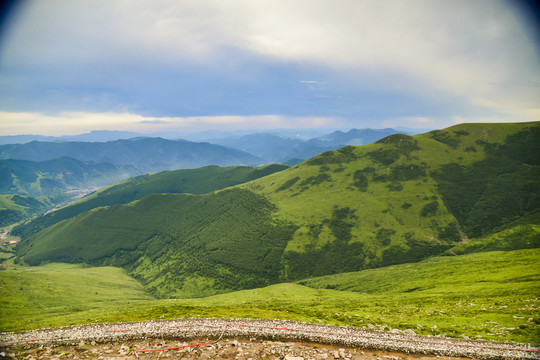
[16,189,297,298]
[244,122,539,277]
[0,194,68,227]
[444,220,540,255]
[1,249,538,343]
[0,157,137,227]
[11,164,288,239]
[14,122,540,297]
[0,263,153,331]
[0,157,135,196]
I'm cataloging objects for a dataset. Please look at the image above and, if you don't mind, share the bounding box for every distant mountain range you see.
[0,137,263,172]
[206,128,399,162]
[0,130,142,145]
[0,128,401,164]
[13,122,540,298]
[0,128,404,227]
[0,136,264,227]
[0,128,402,165]
[0,128,408,145]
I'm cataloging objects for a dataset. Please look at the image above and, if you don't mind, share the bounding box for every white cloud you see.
[238,1,539,119]
[1,0,538,123]
[299,80,326,91]
[382,117,439,130]
[0,111,342,136]
[383,112,540,130]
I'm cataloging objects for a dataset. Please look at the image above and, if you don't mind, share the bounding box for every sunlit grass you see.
[1,249,538,344]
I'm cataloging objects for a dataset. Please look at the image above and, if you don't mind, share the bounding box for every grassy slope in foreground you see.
[1,249,538,344]
[0,263,153,331]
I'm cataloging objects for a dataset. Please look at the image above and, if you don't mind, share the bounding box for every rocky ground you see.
[1,318,538,360]
[0,339,475,360]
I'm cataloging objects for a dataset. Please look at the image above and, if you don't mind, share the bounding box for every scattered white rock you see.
[118,344,129,355]
[0,318,538,360]
[284,355,304,360]
[403,329,416,336]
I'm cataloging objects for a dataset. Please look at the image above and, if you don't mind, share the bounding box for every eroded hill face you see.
[14,122,540,298]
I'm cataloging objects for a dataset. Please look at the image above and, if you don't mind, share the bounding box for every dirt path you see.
[0,339,474,360]
[1,318,538,359]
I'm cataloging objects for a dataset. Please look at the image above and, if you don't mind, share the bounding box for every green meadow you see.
[1,249,538,344]
[2,123,538,346]
[11,123,540,298]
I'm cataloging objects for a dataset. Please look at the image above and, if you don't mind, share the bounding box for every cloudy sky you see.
[0,0,539,135]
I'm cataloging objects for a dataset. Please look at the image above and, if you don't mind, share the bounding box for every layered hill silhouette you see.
[14,122,540,298]
[0,157,138,226]
[0,157,135,196]
[208,128,399,163]
[0,137,262,172]
[0,130,141,145]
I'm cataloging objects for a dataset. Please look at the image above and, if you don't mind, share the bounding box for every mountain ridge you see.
[208,128,400,163]
[0,157,139,226]
[13,122,540,298]
[11,164,289,240]
[0,137,263,172]
[0,156,136,196]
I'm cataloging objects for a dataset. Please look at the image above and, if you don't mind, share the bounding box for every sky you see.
[0,0,539,136]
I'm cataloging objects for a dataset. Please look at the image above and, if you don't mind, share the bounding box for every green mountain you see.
[0,194,66,227]
[0,137,262,172]
[0,157,135,197]
[12,164,288,239]
[0,157,136,227]
[245,122,540,277]
[14,122,540,298]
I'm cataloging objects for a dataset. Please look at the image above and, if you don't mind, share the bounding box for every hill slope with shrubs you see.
[0,194,66,227]
[244,122,540,278]
[0,157,136,226]
[0,157,135,197]
[11,164,288,239]
[14,122,540,297]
